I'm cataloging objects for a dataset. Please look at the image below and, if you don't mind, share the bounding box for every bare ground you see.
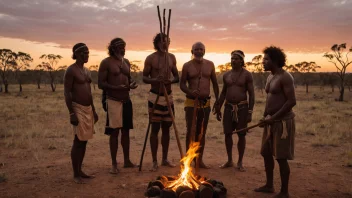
[0,84,351,198]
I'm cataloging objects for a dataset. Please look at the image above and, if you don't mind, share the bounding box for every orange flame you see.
[166,142,202,191]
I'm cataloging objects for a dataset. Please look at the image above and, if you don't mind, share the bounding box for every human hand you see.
[70,113,79,126]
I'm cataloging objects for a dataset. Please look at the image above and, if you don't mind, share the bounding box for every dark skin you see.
[214,54,254,171]
[98,43,138,174]
[143,37,179,171]
[64,46,98,184]
[180,43,219,168]
[254,54,296,198]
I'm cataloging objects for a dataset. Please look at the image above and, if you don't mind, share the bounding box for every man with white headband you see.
[98,38,138,174]
[180,42,219,169]
[64,43,98,183]
[214,50,255,172]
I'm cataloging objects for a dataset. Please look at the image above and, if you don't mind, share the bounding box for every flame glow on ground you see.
[166,142,205,191]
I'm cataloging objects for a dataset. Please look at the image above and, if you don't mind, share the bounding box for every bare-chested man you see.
[64,43,98,184]
[254,46,296,198]
[214,50,254,171]
[180,42,219,169]
[98,38,138,174]
[143,33,179,171]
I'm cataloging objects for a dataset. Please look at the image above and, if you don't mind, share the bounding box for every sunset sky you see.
[0,0,351,72]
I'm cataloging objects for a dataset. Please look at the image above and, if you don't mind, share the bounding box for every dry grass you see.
[0,84,351,163]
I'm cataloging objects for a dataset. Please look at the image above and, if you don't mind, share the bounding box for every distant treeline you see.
[1,70,351,93]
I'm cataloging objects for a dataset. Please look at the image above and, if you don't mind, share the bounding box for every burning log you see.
[161,188,177,198]
[145,176,227,198]
[199,184,213,198]
[178,190,195,198]
[145,141,227,198]
[175,186,192,197]
[145,185,161,197]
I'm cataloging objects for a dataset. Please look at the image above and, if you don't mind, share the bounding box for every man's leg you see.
[121,129,137,168]
[161,122,176,167]
[150,122,161,171]
[275,159,290,198]
[78,140,94,178]
[237,134,246,171]
[254,155,275,193]
[109,129,119,174]
[220,106,234,168]
[71,135,84,183]
[220,133,234,168]
[197,107,210,169]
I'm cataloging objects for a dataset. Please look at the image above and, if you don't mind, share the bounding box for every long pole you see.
[139,90,161,171]
[160,7,184,158]
[231,122,264,134]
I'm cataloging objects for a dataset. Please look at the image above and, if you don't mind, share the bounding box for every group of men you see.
[63,33,296,198]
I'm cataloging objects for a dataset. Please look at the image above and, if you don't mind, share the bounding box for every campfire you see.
[145,142,227,198]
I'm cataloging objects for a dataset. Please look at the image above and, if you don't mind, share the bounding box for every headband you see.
[231,51,245,59]
[74,45,87,52]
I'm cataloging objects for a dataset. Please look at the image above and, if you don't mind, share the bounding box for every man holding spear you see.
[180,42,219,169]
[143,32,180,171]
[214,50,255,172]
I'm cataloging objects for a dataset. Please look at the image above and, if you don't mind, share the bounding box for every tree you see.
[130,60,141,73]
[323,43,352,101]
[0,49,17,93]
[217,62,231,73]
[88,65,98,90]
[39,54,65,92]
[246,55,266,94]
[35,64,45,89]
[291,61,320,93]
[14,52,33,92]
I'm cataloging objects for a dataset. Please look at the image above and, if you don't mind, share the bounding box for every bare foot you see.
[73,177,85,184]
[123,160,139,168]
[80,171,95,179]
[273,192,290,198]
[236,162,246,172]
[199,161,211,169]
[109,165,119,174]
[161,159,176,167]
[150,161,158,172]
[254,185,275,193]
[219,161,234,169]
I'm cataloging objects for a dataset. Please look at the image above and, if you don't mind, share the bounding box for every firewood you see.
[151,180,165,190]
[179,190,195,198]
[176,186,192,197]
[199,185,213,198]
[145,186,161,197]
[200,181,213,189]
[160,188,177,198]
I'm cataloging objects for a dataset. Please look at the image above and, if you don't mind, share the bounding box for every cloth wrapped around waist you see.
[184,95,211,108]
[225,100,248,123]
[72,102,94,141]
[265,111,295,140]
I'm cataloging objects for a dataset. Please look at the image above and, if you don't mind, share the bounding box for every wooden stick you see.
[157,6,163,34]
[139,89,161,171]
[138,121,151,171]
[231,122,264,134]
[162,85,184,158]
[163,9,166,36]
[166,9,171,78]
